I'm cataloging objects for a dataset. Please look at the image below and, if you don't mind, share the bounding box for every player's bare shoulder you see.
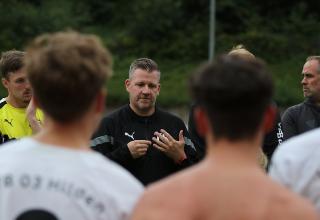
[131,168,198,220]
[266,179,317,220]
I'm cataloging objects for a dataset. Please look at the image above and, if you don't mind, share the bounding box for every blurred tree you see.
[0,0,319,106]
[0,0,90,51]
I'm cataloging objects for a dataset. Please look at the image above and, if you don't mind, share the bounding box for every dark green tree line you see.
[0,0,319,106]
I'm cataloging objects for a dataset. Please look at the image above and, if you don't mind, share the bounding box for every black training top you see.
[91,104,199,185]
[281,98,320,141]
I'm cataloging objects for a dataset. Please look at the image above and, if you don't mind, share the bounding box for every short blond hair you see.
[228,44,255,60]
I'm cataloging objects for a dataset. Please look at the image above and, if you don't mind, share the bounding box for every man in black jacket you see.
[281,56,320,141]
[91,58,198,185]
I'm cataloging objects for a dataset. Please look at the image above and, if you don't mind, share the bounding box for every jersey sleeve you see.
[91,117,134,167]
[178,119,200,168]
[187,104,205,160]
[281,107,298,141]
[36,108,44,122]
[0,133,11,144]
[263,107,283,161]
[269,159,292,188]
[269,147,296,189]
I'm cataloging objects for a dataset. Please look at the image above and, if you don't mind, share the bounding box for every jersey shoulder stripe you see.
[0,98,7,109]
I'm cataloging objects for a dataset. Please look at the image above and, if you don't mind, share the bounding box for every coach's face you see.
[301,59,320,101]
[125,68,160,116]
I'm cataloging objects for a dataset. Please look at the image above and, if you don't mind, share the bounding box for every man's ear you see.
[263,105,276,133]
[194,106,209,138]
[156,83,161,96]
[2,77,9,89]
[125,79,130,92]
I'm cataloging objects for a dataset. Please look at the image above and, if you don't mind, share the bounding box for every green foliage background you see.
[1,0,319,108]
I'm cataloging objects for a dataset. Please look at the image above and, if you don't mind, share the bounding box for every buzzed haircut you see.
[129,58,160,79]
[0,50,26,79]
[190,55,273,140]
[306,56,320,62]
[25,31,112,123]
[306,56,320,73]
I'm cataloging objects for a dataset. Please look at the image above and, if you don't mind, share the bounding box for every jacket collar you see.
[304,97,320,112]
[125,104,158,122]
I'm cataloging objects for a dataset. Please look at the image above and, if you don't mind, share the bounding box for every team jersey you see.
[0,98,43,143]
[269,128,320,213]
[0,138,143,220]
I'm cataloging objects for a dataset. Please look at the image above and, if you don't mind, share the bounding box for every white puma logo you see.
[125,131,135,140]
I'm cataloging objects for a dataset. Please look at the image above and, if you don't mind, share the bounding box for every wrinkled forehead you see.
[303,60,320,74]
[130,68,160,82]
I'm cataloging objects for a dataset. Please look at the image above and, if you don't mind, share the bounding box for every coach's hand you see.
[127,140,151,159]
[152,129,187,163]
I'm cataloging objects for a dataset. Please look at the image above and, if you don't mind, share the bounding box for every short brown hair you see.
[25,31,112,123]
[0,50,26,79]
[129,58,160,79]
[190,55,273,140]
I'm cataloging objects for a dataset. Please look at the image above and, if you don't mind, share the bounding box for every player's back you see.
[131,161,317,220]
[192,168,317,220]
[0,138,143,220]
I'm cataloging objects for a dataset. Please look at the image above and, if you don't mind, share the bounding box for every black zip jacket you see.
[91,104,198,185]
[281,98,320,141]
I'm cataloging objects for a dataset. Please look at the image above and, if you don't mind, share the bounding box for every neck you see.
[6,96,28,108]
[314,99,320,107]
[34,118,93,151]
[129,103,155,116]
[205,135,263,168]
[307,96,320,106]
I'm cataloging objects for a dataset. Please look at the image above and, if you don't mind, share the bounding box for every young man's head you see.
[25,31,112,124]
[301,56,320,102]
[190,55,274,141]
[228,44,255,60]
[0,50,32,108]
[125,58,160,116]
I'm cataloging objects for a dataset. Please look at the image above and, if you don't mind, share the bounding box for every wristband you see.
[176,155,187,165]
